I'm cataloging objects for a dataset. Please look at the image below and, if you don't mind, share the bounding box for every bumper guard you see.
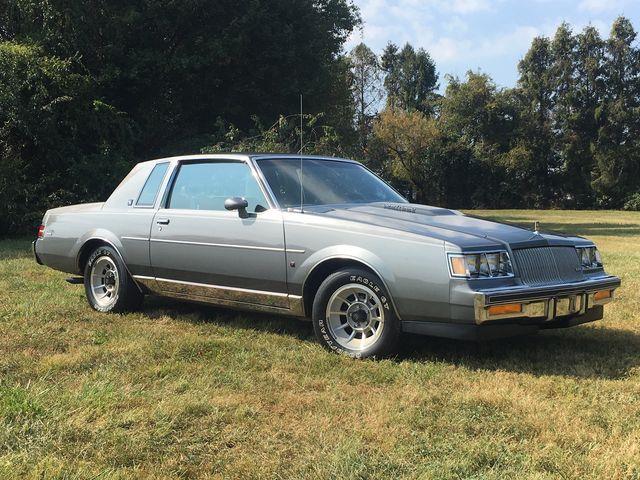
[474,275,621,324]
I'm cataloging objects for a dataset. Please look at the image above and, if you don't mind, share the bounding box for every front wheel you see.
[83,245,143,313]
[312,268,401,358]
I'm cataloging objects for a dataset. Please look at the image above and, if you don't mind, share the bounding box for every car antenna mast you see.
[299,93,304,213]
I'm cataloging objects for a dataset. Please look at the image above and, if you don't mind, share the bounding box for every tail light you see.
[37,225,45,238]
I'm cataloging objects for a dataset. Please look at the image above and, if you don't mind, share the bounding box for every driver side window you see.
[167,162,268,212]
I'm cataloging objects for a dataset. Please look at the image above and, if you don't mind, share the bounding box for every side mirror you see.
[224,197,249,218]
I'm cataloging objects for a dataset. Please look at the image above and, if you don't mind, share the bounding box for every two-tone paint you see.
[34,154,621,340]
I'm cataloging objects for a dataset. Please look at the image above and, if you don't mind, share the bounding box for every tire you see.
[312,268,401,358]
[83,245,143,313]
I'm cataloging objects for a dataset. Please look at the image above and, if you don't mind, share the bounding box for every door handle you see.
[156,218,170,225]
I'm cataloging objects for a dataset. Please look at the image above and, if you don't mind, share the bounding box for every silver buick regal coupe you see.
[33,154,621,357]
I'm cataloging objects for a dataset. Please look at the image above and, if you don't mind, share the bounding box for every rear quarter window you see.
[136,163,169,206]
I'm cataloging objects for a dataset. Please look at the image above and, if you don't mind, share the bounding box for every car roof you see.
[140,153,358,166]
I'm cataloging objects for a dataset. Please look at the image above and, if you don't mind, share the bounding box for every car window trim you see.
[134,162,170,208]
[162,158,276,212]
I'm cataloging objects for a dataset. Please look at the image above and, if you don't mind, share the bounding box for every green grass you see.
[1,210,639,479]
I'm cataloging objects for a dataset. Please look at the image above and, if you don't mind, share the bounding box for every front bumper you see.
[474,275,621,324]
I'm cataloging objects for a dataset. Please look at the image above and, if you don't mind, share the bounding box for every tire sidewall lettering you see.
[86,248,121,312]
[318,271,392,358]
[348,274,390,311]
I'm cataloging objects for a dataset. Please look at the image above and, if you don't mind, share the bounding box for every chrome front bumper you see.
[474,275,621,324]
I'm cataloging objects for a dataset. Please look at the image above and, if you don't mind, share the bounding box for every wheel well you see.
[302,258,378,317]
[77,239,112,273]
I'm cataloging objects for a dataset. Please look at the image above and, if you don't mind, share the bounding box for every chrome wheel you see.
[326,283,385,350]
[89,256,119,308]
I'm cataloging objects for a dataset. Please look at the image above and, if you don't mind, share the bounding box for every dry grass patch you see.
[0,210,639,479]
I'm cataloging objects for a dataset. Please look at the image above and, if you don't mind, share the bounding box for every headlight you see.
[576,246,603,270]
[448,251,513,279]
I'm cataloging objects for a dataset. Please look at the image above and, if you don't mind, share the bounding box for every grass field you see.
[1,210,639,479]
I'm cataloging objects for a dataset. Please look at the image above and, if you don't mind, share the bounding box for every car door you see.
[149,159,288,308]
[117,161,172,277]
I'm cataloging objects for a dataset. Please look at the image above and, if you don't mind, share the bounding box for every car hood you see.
[303,202,581,249]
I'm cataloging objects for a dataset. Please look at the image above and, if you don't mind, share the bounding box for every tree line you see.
[1,2,639,234]
[352,18,640,211]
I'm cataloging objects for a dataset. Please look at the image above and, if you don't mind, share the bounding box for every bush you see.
[202,114,345,157]
[0,42,133,235]
[623,193,640,211]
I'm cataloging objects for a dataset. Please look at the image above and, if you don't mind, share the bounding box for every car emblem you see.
[383,203,417,214]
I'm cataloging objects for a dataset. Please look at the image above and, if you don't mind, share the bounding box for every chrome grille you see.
[512,246,583,286]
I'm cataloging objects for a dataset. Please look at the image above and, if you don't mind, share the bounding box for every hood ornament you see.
[526,221,542,240]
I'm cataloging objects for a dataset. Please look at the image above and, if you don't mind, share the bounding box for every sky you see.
[345,0,640,91]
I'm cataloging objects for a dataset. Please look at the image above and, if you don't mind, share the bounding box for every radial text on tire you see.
[83,245,143,313]
[312,268,401,358]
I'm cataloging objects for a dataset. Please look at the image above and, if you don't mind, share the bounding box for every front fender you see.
[293,244,402,318]
[298,244,397,289]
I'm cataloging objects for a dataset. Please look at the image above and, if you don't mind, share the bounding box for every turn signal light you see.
[594,290,611,301]
[450,256,467,276]
[488,303,523,316]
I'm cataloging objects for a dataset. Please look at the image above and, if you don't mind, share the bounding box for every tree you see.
[381,43,439,114]
[517,36,556,206]
[0,2,18,40]
[5,0,360,157]
[0,0,361,234]
[571,26,607,206]
[202,113,344,157]
[550,23,593,207]
[441,72,518,149]
[0,42,132,234]
[372,108,435,203]
[593,17,640,206]
[371,106,482,207]
[348,43,384,157]
[439,72,522,207]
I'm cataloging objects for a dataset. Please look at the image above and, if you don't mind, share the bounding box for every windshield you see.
[256,158,407,208]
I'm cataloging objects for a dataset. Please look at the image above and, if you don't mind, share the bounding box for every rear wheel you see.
[83,246,143,313]
[312,268,401,358]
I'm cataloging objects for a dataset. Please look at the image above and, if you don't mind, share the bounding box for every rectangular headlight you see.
[448,251,513,279]
[576,246,603,270]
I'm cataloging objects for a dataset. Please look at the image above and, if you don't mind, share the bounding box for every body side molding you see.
[133,275,305,317]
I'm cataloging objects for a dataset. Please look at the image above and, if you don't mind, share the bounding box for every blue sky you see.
[346,0,640,90]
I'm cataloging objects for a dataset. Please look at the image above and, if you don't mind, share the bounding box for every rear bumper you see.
[473,275,620,324]
[32,239,43,265]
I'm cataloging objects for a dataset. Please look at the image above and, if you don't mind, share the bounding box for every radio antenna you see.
[299,93,303,154]
[299,93,304,213]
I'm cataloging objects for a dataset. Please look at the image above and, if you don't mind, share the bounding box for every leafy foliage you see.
[2,8,640,234]
[6,0,359,154]
[365,17,640,211]
[202,114,346,157]
[623,193,640,211]
[0,0,360,234]
[0,42,132,234]
[381,43,439,114]
[348,43,384,157]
